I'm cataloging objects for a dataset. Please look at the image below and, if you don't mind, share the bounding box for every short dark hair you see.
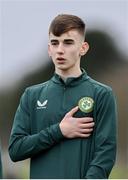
[49,14,86,37]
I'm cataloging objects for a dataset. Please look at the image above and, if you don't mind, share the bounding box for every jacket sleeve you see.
[8,88,64,162]
[85,88,117,179]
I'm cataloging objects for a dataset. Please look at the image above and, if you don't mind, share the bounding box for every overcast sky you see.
[0,0,128,90]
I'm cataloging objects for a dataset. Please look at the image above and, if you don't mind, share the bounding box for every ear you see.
[80,42,89,56]
[48,44,51,57]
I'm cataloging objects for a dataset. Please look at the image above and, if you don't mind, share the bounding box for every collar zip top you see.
[51,68,89,87]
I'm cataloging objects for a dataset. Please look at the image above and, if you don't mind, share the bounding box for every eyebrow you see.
[50,39,74,43]
[50,39,58,43]
[64,39,74,43]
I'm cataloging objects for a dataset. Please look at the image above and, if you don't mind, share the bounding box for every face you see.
[48,29,89,73]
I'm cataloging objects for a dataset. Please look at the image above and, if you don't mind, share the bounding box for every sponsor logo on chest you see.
[36,100,48,109]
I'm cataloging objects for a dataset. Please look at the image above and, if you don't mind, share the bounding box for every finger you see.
[76,132,91,138]
[78,117,93,123]
[79,128,93,133]
[79,122,95,129]
[66,106,79,117]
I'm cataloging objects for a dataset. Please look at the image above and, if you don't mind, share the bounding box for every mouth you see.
[56,57,66,64]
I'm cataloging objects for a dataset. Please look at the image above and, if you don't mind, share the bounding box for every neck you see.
[55,67,82,78]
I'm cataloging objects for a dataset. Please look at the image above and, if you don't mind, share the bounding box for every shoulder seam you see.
[26,80,49,90]
[87,77,112,91]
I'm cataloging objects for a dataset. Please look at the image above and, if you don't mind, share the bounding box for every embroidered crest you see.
[78,97,94,113]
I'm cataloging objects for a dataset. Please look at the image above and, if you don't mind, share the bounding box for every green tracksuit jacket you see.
[9,69,117,179]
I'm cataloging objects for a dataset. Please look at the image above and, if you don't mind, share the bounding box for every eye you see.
[64,40,74,45]
[65,42,73,44]
[51,42,58,46]
[50,40,59,46]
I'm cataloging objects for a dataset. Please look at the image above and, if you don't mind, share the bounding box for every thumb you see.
[66,106,79,117]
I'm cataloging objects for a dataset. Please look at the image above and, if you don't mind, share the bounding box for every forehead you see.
[49,29,82,41]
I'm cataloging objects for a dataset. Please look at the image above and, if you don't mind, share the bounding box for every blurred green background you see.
[0,0,128,178]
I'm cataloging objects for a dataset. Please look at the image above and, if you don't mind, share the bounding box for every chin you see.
[57,65,69,71]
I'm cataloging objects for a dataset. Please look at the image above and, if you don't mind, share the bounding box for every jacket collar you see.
[51,68,89,87]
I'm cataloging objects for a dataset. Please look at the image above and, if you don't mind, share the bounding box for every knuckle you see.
[65,112,70,117]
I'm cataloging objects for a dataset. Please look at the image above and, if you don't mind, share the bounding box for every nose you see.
[57,43,64,54]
